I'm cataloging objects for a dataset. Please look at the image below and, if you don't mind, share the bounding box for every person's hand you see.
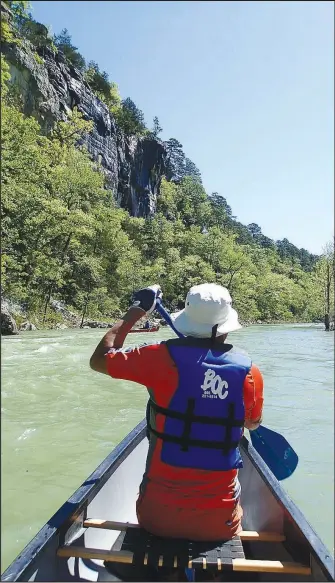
[131,285,162,314]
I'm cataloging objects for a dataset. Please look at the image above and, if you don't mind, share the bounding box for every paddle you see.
[248,425,298,481]
[154,299,299,481]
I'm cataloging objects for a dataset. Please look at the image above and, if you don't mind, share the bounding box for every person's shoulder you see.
[105,341,174,384]
[228,345,250,358]
[230,347,262,375]
[225,345,253,370]
[108,340,165,355]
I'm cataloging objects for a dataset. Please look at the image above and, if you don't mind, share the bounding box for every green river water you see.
[1,323,334,572]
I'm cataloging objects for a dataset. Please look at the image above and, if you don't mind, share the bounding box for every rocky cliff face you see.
[2,39,167,217]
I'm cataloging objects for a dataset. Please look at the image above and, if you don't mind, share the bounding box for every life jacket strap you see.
[148,399,244,454]
[149,400,244,427]
[148,424,240,452]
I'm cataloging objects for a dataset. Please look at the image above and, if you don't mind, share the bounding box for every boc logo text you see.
[201,369,229,400]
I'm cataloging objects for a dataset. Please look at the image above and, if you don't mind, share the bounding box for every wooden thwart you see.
[232,559,311,575]
[240,531,286,542]
[83,519,285,543]
[57,546,311,575]
[58,546,132,565]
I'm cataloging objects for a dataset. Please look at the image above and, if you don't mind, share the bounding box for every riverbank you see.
[0,296,165,335]
[2,295,332,336]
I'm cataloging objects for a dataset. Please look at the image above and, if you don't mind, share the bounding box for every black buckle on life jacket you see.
[147,399,244,454]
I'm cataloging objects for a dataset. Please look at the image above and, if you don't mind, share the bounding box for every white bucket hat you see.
[170,283,242,338]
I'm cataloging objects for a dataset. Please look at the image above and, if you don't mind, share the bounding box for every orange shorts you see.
[136,495,243,541]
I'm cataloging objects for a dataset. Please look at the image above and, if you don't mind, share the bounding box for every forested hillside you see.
[1,1,333,330]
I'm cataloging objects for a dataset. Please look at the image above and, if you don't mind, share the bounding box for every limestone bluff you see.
[1,36,167,218]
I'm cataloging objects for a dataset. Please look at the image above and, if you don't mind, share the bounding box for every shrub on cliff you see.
[83,63,148,137]
[1,0,29,43]
[165,138,202,184]
[84,62,121,110]
[53,28,86,71]
[113,97,147,136]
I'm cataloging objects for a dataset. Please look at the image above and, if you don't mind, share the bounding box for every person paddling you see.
[90,283,264,541]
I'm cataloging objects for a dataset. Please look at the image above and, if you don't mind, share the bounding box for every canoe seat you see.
[111,526,246,569]
[58,523,311,575]
[58,528,245,571]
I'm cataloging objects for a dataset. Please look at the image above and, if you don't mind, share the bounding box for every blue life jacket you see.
[147,337,252,472]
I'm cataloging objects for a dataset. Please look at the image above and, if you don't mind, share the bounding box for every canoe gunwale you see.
[241,436,334,581]
[1,420,147,582]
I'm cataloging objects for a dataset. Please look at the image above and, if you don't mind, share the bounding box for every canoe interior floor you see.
[98,544,311,583]
[57,521,313,582]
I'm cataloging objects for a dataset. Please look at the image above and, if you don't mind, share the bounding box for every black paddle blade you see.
[250,425,299,481]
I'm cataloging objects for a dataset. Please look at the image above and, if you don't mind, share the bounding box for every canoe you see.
[129,326,160,333]
[2,420,334,582]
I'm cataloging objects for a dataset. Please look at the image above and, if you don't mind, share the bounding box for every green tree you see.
[1,0,30,42]
[156,178,179,221]
[84,62,121,111]
[49,107,94,147]
[151,116,162,138]
[84,62,112,105]
[276,238,300,262]
[162,253,216,309]
[208,193,235,229]
[1,55,11,99]
[247,223,262,237]
[113,97,146,135]
[3,1,30,20]
[109,82,122,109]
[17,13,53,50]
[255,273,299,321]
[53,28,86,71]
[175,177,212,228]
[165,138,185,182]
[183,158,202,183]
[314,240,334,330]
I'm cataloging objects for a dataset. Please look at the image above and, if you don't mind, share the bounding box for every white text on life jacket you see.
[201,369,229,400]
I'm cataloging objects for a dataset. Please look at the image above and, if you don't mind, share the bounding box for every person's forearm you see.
[89,307,145,374]
[95,307,145,350]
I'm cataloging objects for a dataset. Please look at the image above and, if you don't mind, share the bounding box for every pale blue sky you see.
[31,1,334,254]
